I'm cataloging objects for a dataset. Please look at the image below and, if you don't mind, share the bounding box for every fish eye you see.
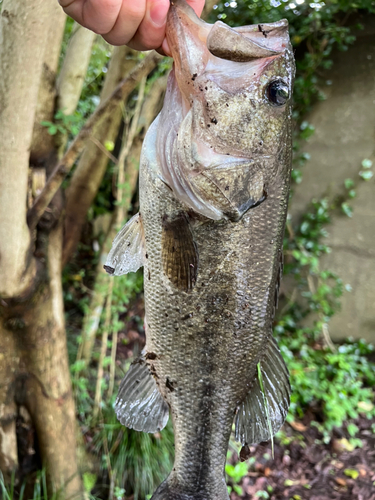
[266,79,289,106]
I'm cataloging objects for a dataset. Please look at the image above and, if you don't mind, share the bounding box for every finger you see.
[59,0,122,34]
[102,0,147,45]
[186,0,205,17]
[127,0,169,51]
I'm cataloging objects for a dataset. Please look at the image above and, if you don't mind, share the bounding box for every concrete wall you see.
[289,19,375,343]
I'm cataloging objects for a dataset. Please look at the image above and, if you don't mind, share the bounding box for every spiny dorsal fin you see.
[162,212,199,291]
[104,212,145,276]
[115,355,169,433]
[235,337,290,446]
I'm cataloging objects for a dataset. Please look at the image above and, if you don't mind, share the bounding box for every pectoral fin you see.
[162,213,199,291]
[115,356,169,433]
[235,337,290,445]
[104,213,145,276]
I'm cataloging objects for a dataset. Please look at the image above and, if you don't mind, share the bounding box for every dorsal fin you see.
[104,212,145,276]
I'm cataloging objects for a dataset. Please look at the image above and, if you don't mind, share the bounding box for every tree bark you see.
[57,23,97,116]
[0,322,19,479]
[0,0,49,477]
[0,224,82,498]
[23,224,82,498]
[0,0,49,297]
[30,1,66,162]
[62,46,138,265]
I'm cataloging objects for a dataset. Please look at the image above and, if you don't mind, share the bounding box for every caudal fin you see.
[151,476,229,500]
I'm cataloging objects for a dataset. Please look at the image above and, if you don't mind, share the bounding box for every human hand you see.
[59,0,205,54]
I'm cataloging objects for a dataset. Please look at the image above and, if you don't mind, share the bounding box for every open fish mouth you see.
[153,0,294,221]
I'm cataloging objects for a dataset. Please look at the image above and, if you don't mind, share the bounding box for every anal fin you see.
[104,212,145,276]
[115,355,169,433]
[235,337,290,445]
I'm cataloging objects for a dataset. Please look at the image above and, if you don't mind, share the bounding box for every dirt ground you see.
[229,417,375,500]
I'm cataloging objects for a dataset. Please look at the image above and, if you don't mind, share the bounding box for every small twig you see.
[322,322,336,352]
[93,279,114,421]
[27,51,161,231]
[100,411,113,497]
[279,287,297,316]
[89,136,119,165]
[307,275,316,295]
[117,76,146,223]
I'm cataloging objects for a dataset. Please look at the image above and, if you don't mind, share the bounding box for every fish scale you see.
[105,1,295,497]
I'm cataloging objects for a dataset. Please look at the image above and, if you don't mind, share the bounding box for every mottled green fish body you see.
[105,1,295,498]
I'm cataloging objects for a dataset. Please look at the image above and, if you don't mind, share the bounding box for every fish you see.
[105,0,295,498]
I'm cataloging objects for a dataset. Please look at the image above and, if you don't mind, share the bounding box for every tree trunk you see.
[57,23,97,116]
[0,224,82,498]
[0,0,46,298]
[0,1,82,496]
[0,0,49,479]
[62,46,138,265]
[30,2,66,162]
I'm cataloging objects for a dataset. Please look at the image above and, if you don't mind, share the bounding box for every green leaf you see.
[347,423,359,437]
[233,485,243,495]
[83,472,97,493]
[105,140,115,151]
[359,170,373,181]
[344,178,354,189]
[361,158,373,169]
[341,203,353,218]
[344,469,359,479]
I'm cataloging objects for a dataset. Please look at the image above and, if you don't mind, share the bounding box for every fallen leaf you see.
[358,401,374,412]
[289,420,307,432]
[332,438,355,453]
[335,477,347,487]
[344,469,359,479]
[264,467,271,477]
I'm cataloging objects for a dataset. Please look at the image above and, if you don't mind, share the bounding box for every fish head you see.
[157,0,295,221]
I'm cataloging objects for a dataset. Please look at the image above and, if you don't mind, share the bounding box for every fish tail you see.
[151,475,229,500]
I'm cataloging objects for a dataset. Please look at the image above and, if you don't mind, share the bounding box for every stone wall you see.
[289,18,375,343]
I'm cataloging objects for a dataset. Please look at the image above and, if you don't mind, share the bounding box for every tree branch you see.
[27,51,161,231]
[62,46,138,265]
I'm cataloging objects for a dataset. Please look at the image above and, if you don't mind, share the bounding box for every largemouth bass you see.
[105,1,295,498]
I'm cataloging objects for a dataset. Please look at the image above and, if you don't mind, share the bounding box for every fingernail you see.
[150,1,169,27]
